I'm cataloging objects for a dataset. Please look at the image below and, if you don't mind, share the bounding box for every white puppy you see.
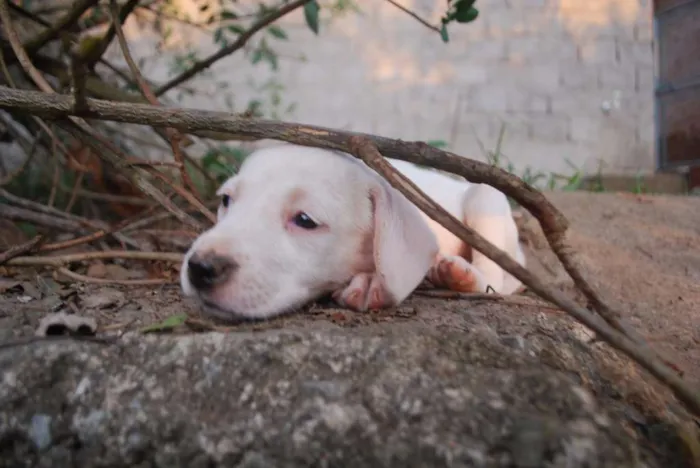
[181,144,525,320]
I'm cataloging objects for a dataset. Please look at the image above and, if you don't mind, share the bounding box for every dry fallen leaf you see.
[35,312,97,337]
[0,278,21,294]
[86,262,108,278]
[80,288,125,309]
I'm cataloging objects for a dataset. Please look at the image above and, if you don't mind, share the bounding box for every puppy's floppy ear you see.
[369,176,439,304]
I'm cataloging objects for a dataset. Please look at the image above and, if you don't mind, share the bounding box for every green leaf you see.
[454,6,478,23]
[227,24,246,35]
[267,25,288,40]
[304,1,321,35]
[220,10,238,20]
[453,0,477,10]
[263,49,279,70]
[140,314,188,334]
[426,139,448,148]
[213,27,225,45]
[440,24,449,43]
[250,49,264,65]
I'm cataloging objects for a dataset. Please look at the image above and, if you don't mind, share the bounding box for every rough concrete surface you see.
[0,191,698,467]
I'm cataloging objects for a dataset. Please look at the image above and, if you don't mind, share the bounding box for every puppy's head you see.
[181,144,438,320]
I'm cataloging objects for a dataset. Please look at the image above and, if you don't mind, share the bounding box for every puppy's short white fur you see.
[181,143,525,320]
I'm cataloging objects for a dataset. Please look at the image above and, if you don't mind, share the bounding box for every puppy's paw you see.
[332,273,394,311]
[427,255,488,293]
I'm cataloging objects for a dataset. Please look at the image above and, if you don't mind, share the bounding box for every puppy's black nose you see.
[187,252,237,290]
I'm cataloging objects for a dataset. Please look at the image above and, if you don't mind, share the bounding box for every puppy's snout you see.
[187,252,237,290]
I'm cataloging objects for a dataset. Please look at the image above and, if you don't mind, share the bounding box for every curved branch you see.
[0,86,696,416]
[349,136,700,418]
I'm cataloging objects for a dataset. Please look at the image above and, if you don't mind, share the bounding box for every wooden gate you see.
[654,0,700,187]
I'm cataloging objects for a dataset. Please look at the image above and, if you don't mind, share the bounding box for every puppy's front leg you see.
[427,255,489,293]
[332,273,394,311]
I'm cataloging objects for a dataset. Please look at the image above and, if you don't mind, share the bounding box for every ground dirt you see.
[0,190,699,463]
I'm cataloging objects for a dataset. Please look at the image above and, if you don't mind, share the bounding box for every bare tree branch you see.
[385,0,441,33]
[155,0,311,96]
[0,0,205,232]
[0,235,43,266]
[109,0,211,218]
[69,44,89,112]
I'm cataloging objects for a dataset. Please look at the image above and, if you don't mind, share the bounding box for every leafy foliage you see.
[440,0,480,43]
[304,1,321,35]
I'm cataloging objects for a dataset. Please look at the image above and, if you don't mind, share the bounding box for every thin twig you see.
[64,170,84,213]
[0,203,93,233]
[0,188,143,249]
[69,44,89,112]
[56,121,205,232]
[38,205,167,253]
[385,0,441,33]
[40,230,111,252]
[7,1,51,28]
[0,45,79,175]
[79,0,141,69]
[0,114,43,187]
[23,0,100,53]
[1,187,103,228]
[125,159,182,168]
[109,0,209,211]
[58,184,153,206]
[0,235,44,265]
[141,166,216,224]
[136,4,212,30]
[7,250,183,268]
[413,289,563,313]
[155,0,311,96]
[56,267,176,286]
[47,131,60,207]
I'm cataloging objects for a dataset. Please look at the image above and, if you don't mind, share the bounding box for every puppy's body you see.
[181,144,525,320]
[388,159,525,296]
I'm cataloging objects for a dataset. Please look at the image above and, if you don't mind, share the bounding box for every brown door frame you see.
[654,0,700,189]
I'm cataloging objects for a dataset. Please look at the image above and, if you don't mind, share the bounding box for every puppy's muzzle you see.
[187,252,238,290]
